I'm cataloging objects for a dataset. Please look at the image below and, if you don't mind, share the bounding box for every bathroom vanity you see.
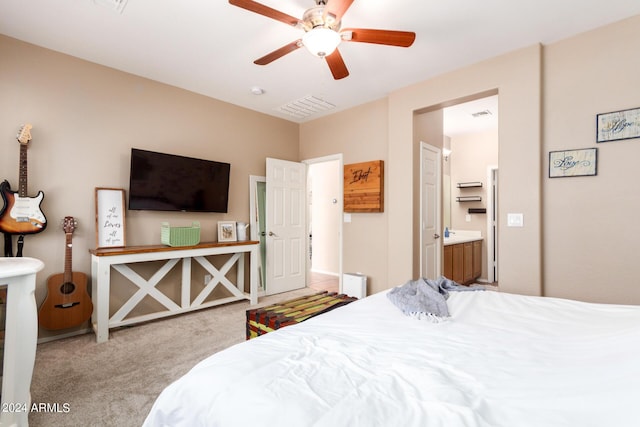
[443,231,483,285]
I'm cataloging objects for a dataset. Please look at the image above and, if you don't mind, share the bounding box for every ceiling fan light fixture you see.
[302,27,341,57]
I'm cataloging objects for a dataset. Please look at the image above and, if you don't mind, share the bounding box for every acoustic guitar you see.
[39,217,93,330]
[0,124,47,235]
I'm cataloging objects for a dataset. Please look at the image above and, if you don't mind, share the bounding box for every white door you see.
[265,158,306,295]
[420,142,442,279]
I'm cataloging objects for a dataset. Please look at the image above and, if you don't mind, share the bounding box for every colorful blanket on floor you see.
[246,291,357,339]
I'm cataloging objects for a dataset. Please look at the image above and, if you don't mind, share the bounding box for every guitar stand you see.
[3,234,25,257]
[17,235,24,257]
[3,234,12,257]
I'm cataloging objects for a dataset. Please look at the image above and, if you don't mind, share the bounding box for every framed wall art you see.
[95,187,126,248]
[217,221,237,242]
[344,160,384,213]
[596,107,640,142]
[549,148,597,178]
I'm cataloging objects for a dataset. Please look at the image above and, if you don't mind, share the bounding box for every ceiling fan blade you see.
[323,0,355,23]
[229,0,301,27]
[254,40,302,65]
[325,49,349,80]
[342,28,416,47]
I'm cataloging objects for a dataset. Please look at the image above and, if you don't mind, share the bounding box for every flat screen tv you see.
[128,148,230,213]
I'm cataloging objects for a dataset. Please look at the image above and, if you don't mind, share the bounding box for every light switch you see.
[507,213,524,227]
[343,213,352,223]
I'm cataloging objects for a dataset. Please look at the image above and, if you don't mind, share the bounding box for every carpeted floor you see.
[29,287,316,427]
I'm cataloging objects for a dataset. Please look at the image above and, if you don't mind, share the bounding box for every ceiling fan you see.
[228,0,416,80]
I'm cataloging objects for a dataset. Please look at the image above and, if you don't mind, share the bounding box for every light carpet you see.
[29,287,316,427]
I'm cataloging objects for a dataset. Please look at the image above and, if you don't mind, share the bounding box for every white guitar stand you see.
[0,256,44,427]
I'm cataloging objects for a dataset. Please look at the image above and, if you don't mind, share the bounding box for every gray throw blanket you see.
[387,276,483,321]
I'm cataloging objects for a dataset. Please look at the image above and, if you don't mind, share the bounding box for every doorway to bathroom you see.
[418,93,499,285]
[443,94,499,285]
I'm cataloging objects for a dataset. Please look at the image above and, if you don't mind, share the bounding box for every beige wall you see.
[300,99,389,295]
[450,130,499,233]
[0,35,299,339]
[542,15,640,304]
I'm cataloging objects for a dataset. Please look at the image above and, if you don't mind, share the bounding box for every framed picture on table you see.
[217,221,237,242]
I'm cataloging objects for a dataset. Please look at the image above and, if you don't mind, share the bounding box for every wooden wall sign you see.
[344,160,384,213]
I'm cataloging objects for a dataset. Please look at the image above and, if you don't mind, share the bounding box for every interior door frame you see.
[249,174,266,295]
[302,153,344,292]
[419,142,442,279]
[486,165,499,283]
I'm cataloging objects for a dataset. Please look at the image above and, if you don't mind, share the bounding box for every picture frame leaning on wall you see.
[217,221,237,242]
[95,187,126,248]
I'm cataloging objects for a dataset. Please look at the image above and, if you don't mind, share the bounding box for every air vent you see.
[93,0,128,14]
[471,109,492,118]
[277,95,336,119]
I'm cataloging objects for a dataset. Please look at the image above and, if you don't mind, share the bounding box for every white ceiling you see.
[444,95,498,137]
[1,1,639,124]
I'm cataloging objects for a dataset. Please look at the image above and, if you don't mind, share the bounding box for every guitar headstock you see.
[16,124,33,145]
[62,216,78,234]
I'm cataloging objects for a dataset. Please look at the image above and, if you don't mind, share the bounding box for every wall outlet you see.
[204,274,212,284]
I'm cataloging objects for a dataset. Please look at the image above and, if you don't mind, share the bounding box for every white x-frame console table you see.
[89,241,259,343]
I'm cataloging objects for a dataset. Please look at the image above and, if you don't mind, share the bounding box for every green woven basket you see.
[161,221,201,247]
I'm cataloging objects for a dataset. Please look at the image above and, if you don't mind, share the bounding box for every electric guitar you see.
[39,217,93,330]
[0,123,47,235]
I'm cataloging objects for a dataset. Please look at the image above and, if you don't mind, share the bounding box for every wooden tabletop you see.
[89,240,259,256]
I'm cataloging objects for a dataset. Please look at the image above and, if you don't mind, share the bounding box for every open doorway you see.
[417,94,498,285]
[249,175,266,293]
[250,155,343,295]
[304,155,343,293]
[442,94,499,285]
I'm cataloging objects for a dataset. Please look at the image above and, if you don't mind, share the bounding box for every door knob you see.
[434,233,440,239]
[268,231,278,237]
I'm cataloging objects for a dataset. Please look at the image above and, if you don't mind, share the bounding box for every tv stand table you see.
[89,241,259,343]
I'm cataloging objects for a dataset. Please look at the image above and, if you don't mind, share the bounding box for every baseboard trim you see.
[310,269,339,277]
[37,328,92,344]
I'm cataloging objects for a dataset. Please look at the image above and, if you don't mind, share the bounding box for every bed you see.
[143,285,640,426]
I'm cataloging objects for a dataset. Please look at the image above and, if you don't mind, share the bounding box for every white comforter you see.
[144,290,640,427]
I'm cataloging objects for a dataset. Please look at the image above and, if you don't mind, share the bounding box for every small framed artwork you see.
[597,107,640,142]
[95,187,126,248]
[549,148,597,178]
[217,221,237,242]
